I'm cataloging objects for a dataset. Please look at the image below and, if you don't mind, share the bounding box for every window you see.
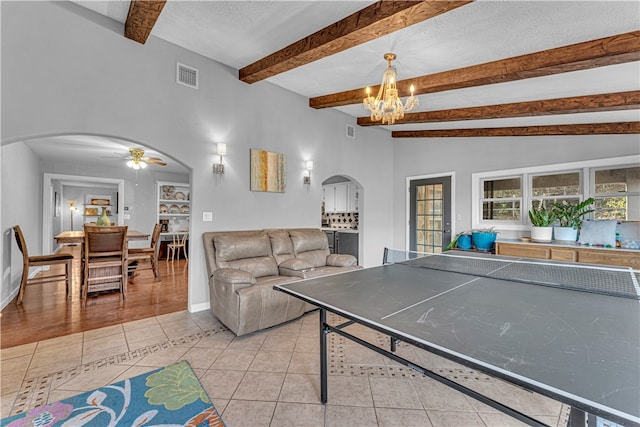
[481,177,521,221]
[592,166,640,220]
[472,156,639,230]
[530,171,581,211]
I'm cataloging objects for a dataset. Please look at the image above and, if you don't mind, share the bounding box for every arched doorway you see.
[1,133,191,334]
[321,175,363,264]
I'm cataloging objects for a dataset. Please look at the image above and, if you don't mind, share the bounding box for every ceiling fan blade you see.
[145,158,167,166]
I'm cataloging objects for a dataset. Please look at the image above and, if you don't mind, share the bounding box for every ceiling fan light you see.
[126,160,135,168]
[139,161,147,169]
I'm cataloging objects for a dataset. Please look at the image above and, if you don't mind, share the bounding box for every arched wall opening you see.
[321,174,365,264]
[1,132,192,311]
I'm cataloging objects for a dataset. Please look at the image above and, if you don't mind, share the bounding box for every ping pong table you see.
[274,250,640,427]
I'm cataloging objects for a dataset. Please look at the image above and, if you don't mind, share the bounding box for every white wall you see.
[1,143,42,306]
[392,135,640,248]
[1,2,394,311]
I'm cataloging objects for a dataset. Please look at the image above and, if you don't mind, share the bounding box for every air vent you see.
[346,124,355,139]
[176,62,198,89]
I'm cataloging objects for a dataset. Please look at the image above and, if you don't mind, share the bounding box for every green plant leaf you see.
[144,362,210,411]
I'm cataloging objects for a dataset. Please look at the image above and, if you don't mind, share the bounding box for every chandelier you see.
[126,148,147,169]
[363,53,419,125]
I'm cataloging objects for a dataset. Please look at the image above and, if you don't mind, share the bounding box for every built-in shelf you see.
[157,181,190,237]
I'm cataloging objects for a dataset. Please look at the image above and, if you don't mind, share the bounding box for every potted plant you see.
[446,231,472,251]
[551,198,594,241]
[471,227,498,252]
[528,205,556,242]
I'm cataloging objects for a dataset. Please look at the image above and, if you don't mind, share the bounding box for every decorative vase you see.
[96,207,111,227]
[531,226,553,242]
[554,226,578,242]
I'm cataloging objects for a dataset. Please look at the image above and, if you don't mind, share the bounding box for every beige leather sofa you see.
[202,228,361,336]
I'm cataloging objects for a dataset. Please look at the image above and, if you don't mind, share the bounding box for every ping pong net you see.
[383,248,640,300]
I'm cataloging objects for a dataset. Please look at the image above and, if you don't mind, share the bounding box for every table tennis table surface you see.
[275,251,640,426]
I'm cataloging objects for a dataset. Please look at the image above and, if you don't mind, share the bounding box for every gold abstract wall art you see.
[250,149,286,193]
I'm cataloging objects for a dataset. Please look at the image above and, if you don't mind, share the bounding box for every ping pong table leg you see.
[320,308,328,404]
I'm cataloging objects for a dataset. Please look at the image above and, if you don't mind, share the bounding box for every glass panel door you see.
[410,176,451,253]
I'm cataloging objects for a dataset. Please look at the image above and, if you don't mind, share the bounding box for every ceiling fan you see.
[125,148,166,169]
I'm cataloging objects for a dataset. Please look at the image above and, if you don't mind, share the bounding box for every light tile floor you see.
[1,310,569,426]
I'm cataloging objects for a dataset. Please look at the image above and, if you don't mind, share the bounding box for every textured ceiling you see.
[24,1,640,169]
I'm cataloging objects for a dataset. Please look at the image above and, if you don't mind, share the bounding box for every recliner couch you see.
[202,228,360,335]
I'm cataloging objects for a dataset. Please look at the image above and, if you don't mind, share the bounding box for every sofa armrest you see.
[213,268,256,292]
[326,254,357,267]
[279,258,315,278]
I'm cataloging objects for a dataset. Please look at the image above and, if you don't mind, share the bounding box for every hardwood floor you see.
[0,245,188,349]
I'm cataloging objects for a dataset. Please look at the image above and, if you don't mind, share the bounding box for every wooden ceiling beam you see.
[391,122,640,138]
[311,30,640,109]
[357,91,640,126]
[239,0,472,84]
[124,0,167,44]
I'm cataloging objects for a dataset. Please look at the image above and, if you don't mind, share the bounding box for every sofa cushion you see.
[290,229,328,252]
[214,233,278,278]
[279,258,315,278]
[327,254,357,267]
[279,258,314,271]
[290,229,330,268]
[268,230,295,264]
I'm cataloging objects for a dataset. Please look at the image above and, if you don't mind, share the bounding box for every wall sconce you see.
[303,160,313,185]
[68,200,78,230]
[214,143,226,175]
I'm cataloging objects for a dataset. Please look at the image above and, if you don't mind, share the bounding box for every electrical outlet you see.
[203,212,213,222]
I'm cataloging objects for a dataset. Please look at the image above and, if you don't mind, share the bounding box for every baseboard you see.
[188,301,210,313]
[1,287,19,310]
[0,267,45,309]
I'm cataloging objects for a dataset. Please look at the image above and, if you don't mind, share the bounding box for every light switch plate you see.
[203,212,213,222]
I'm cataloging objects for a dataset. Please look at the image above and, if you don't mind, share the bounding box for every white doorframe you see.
[43,173,125,254]
[405,172,456,252]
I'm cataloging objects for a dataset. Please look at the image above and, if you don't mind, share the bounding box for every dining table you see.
[54,229,149,244]
[54,229,150,298]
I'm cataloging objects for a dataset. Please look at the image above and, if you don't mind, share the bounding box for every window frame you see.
[528,169,583,211]
[590,164,640,221]
[480,175,523,224]
[472,155,639,231]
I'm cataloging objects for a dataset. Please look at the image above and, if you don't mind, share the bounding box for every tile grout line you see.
[8,326,230,416]
[6,314,571,426]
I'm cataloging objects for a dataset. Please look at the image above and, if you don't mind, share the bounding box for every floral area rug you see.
[2,361,225,426]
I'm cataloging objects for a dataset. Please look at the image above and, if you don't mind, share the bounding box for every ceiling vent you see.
[176,62,198,89]
[346,124,355,139]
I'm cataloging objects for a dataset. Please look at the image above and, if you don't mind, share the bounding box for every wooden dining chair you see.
[128,223,162,280]
[82,225,128,305]
[13,225,74,305]
[167,229,188,262]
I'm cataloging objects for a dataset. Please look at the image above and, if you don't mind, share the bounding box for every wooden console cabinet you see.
[495,241,640,269]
